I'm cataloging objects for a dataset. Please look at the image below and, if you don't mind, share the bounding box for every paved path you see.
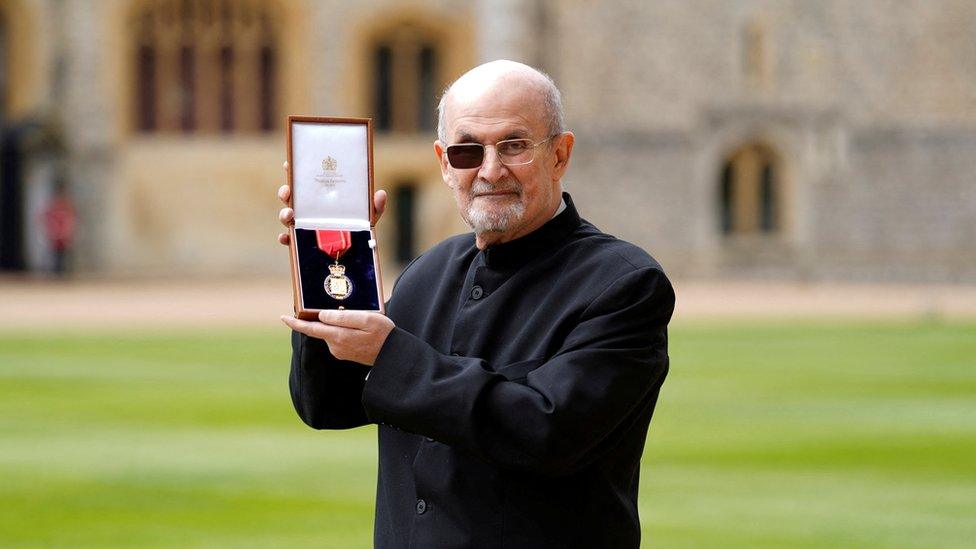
[1,276,975,330]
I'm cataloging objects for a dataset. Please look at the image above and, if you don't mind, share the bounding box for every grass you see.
[0,322,973,547]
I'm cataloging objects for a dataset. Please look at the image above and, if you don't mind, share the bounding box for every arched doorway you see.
[0,9,7,123]
[0,6,25,271]
[719,143,782,237]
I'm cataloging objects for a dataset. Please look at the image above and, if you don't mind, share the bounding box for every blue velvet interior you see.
[296,228,380,311]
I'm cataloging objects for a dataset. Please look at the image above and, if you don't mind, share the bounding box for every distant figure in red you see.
[42,186,76,275]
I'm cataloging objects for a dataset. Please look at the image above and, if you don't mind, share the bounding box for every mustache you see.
[470,178,523,196]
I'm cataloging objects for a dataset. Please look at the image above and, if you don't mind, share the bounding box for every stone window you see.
[131,0,280,134]
[394,183,418,263]
[371,25,440,133]
[720,144,780,235]
[742,17,772,90]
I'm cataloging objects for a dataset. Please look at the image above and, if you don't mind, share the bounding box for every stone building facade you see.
[2,0,975,282]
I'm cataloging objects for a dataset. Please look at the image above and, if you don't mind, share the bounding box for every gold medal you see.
[324,262,353,300]
[316,230,354,301]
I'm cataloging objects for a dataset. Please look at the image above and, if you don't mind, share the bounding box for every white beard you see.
[463,179,526,233]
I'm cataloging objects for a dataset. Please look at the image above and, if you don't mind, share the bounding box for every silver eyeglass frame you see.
[445,133,561,169]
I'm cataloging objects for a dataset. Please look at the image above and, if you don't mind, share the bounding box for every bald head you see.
[437,60,565,142]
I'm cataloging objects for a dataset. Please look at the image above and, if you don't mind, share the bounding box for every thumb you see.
[373,190,388,223]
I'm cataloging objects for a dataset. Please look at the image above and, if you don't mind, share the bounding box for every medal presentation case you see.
[287,116,384,319]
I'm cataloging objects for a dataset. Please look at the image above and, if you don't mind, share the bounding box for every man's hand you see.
[277,161,388,246]
[281,310,395,366]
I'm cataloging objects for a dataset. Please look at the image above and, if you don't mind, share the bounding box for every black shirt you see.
[290,193,675,548]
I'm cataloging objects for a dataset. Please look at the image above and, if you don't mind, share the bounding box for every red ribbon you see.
[315,230,352,260]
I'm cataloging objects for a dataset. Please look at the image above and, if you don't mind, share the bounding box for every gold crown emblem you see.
[328,263,346,276]
[322,156,338,172]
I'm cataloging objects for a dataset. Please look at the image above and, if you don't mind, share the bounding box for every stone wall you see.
[8,0,976,282]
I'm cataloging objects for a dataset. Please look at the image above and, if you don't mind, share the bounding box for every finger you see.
[283,160,289,173]
[278,232,290,245]
[373,190,387,222]
[281,315,343,341]
[318,309,374,330]
[279,207,294,227]
[280,314,310,335]
[278,184,291,204]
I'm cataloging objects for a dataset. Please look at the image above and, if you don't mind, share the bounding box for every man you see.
[42,183,76,276]
[278,60,674,548]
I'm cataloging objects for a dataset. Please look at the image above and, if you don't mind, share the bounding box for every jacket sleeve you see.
[289,329,371,429]
[361,266,674,476]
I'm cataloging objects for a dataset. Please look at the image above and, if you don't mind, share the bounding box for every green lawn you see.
[0,322,973,547]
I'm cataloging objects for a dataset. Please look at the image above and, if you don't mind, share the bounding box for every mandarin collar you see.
[481,192,582,270]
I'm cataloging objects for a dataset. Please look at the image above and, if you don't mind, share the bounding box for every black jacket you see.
[290,193,675,548]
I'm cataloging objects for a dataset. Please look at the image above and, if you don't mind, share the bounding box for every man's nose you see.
[477,145,509,182]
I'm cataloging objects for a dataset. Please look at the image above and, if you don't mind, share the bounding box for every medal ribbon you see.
[315,230,352,260]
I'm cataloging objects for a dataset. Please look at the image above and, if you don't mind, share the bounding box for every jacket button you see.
[416,498,427,515]
[470,286,484,300]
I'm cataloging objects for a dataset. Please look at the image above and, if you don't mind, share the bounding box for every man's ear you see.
[551,131,575,181]
[433,140,453,187]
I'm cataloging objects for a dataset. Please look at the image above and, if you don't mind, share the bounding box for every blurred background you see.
[2,0,975,282]
[1,0,974,547]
